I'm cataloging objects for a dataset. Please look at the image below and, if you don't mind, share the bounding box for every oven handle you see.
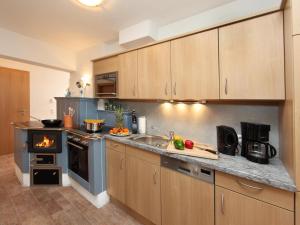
[67,141,84,150]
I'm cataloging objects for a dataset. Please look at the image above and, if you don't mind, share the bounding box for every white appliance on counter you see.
[138,116,146,134]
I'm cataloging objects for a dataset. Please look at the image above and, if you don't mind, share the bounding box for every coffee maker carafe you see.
[241,122,277,164]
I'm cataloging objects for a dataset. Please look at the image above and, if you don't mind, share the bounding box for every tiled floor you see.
[0,154,142,225]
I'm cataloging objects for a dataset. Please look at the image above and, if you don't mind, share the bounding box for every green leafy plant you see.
[115,107,124,128]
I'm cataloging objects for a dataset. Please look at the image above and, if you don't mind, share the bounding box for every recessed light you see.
[77,0,103,7]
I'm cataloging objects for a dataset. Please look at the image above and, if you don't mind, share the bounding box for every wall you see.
[70,42,123,97]
[158,0,281,39]
[0,27,76,71]
[0,58,70,119]
[118,101,280,152]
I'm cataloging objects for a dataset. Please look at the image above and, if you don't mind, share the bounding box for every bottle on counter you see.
[132,110,138,134]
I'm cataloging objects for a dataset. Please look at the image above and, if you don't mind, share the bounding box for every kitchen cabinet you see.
[161,167,214,225]
[292,0,300,35]
[118,51,138,99]
[137,42,171,99]
[106,141,126,204]
[215,186,294,225]
[219,12,285,100]
[171,29,219,100]
[215,171,294,211]
[93,56,118,75]
[126,146,161,225]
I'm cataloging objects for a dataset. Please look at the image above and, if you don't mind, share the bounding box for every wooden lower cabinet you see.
[126,153,161,225]
[161,167,214,225]
[215,186,294,225]
[106,147,126,204]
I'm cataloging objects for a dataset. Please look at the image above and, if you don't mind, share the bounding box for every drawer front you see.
[126,145,160,166]
[215,171,294,211]
[215,186,294,225]
[106,140,125,153]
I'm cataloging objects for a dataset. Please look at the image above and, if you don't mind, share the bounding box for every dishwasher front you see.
[161,155,215,225]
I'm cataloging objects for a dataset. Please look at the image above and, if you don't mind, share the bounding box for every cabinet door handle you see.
[173,82,177,96]
[120,158,125,170]
[221,193,225,214]
[225,78,228,95]
[153,170,158,185]
[236,180,263,191]
[165,83,168,96]
[113,144,119,148]
[133,84,136,96]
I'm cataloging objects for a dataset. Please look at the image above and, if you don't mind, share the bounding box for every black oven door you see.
[68,141,89,182]
[95,73,117,98]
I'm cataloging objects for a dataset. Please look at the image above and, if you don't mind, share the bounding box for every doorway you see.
[0,67,30,155]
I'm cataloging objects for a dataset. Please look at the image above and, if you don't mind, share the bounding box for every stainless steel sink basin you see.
[130,135,170,149]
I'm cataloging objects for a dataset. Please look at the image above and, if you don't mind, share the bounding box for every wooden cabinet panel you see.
[171,29,219,100]
[106,140,125,153]
[118,51,138,99]
[137,42,171,99]
[93,56,118,75]
[161,167,214,225]
[106,147,125,204]
[219,12,285,100]
[126,154,161,225]
[215,171,294,211]
[295,36,300,190]
[126,145,160,166]
[0,67,29,156]
[292,0,300,35]
[215,186,294,225]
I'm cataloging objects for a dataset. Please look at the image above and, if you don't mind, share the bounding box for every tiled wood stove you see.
[28,130,62,186]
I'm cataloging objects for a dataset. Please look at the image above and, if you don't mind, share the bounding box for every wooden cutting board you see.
[165,143,219,160]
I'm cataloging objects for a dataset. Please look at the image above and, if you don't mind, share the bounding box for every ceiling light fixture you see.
[77,0,103,7]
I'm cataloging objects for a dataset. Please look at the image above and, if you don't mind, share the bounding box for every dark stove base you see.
[31,167,62,186]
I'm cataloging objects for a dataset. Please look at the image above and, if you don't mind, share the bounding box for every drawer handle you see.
[236,180,263,191]
[221,193,225,214]
[34,172,38,176]
[165,83,168,96]
[120,158,125,170]
[153,170,158,185]
[173,82,177,96]
[113,144,119,148]
[225,78,228,95]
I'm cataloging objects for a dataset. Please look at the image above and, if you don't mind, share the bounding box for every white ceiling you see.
[0,0,235,51]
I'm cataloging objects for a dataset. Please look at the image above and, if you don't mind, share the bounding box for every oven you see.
[67,135,89,182]
[95,72,118,98]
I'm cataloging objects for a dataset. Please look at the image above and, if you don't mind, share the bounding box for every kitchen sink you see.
[130,135,170,149]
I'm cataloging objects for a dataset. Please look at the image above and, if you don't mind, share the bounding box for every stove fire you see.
[35,136,55,148]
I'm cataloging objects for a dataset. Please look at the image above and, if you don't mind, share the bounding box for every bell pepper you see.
[174,139,185,150]
[185,140,194,149]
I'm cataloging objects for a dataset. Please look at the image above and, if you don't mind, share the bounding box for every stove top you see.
[67,126,112,140]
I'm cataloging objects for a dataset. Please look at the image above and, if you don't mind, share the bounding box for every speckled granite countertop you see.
[14,121,65,130]
[105,134,296,192]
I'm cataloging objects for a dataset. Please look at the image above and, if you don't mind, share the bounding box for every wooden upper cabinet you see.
[215,186,294,225]
[93,56,118,75]
[219,12,285,100]
[137,42,171,99]
[171,29,219,100]
[118,51,138,99]
[292,0,300,35]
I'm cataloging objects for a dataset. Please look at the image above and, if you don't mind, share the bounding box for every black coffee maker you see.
[241,122,277,164]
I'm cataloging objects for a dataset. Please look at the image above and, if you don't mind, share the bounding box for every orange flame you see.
[35,136,55,148]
